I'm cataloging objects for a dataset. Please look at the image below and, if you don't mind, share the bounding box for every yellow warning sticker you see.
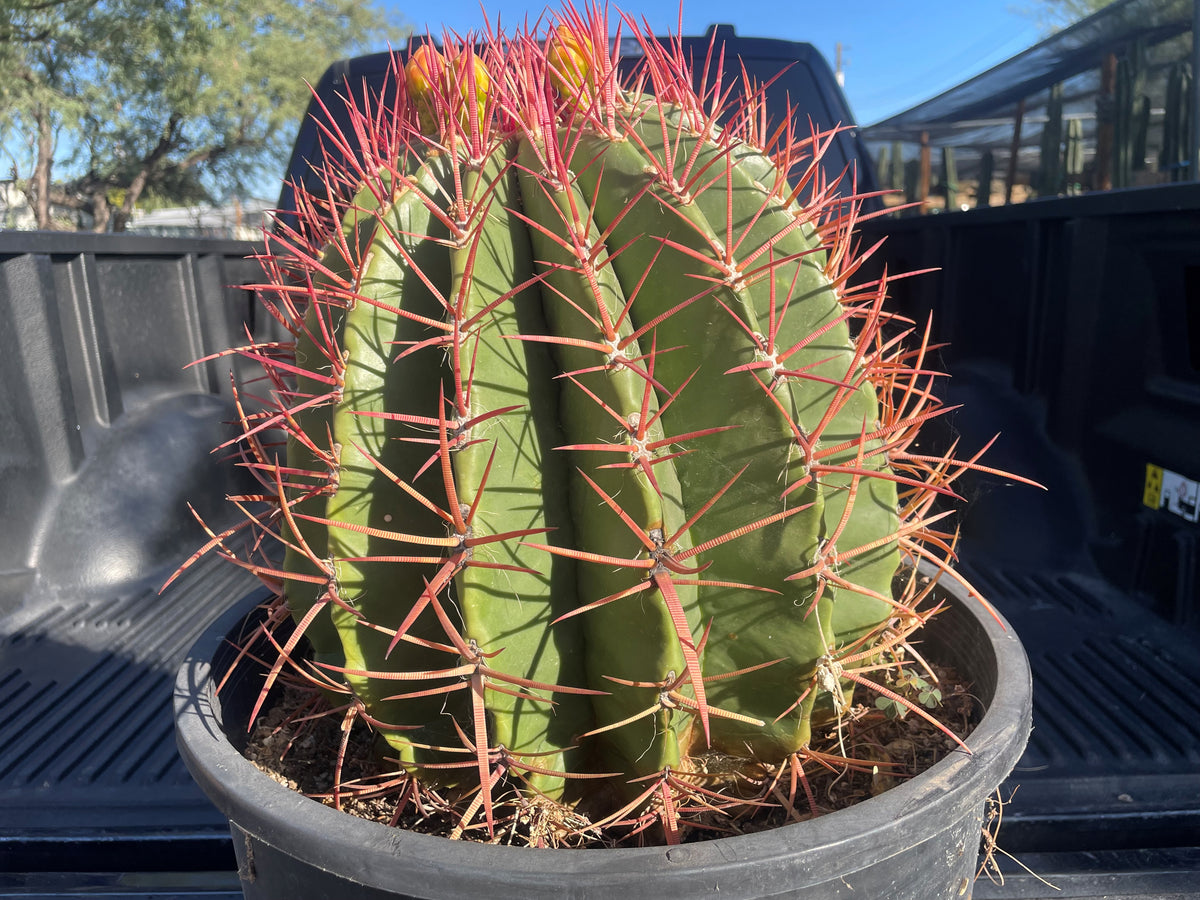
[1144,463,1200,523]
[1143,463,1164,509]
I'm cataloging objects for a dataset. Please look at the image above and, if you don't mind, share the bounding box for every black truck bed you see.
[0,234,269,877]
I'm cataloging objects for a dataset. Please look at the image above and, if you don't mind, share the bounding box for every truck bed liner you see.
[0,236,271,874]
[0,552,259,872]
[962,559,1200,852]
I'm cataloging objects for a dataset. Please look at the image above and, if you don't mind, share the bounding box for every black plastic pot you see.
[175,570,1031,900]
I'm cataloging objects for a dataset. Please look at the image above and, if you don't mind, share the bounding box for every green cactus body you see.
[513,137,694,780]
[322,158,461,756]
[570,119,825,754]
[565,102,900,750]
[212,8,994,841]
[281,177,406,665]
[442,151,595,793]
[644,108,901,637]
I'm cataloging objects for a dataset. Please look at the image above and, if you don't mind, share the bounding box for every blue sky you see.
[381,1,1047,126]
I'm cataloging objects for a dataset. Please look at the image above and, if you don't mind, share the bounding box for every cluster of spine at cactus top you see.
[194,4,1002,844]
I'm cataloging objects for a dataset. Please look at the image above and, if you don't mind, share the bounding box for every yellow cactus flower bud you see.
[405,44,445,100]
[405,45,446,134]
[547,25,593,100]
[405,44,491,137]
[452,51,490,134]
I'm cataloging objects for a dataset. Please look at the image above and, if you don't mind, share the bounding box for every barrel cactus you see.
[191,4,1014,845]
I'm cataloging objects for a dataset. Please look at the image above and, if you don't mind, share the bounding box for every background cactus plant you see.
[185,3,1024,845]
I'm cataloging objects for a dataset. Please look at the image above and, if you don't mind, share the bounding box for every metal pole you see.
[1191,0,1200,180]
